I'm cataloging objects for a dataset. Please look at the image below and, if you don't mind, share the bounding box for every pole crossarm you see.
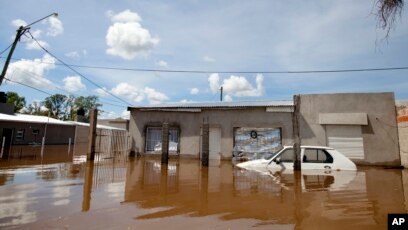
[0,13,58,87]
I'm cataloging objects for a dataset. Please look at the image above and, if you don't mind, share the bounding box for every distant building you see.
[0,106,127,159]
[128,92,401,167]
[98,118,129,130]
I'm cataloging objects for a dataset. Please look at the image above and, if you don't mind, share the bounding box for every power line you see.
[27,31,133,107]
[0,43,13,56]
[9,67,128,108]
[1,56,408,75]
[5,70,127,109]
[4,77,52,96]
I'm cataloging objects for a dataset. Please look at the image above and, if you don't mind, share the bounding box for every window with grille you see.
[145,127,179,153]
[15,129,25,141]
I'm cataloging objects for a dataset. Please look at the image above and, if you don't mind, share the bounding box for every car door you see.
[268,147,294,171]
[302,148,334,170]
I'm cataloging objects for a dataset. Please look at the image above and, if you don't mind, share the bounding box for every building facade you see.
[128,92,401,166]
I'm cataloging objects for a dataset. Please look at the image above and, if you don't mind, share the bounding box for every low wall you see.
[398,116,408,168]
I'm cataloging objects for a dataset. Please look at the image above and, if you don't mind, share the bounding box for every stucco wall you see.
[398,121,408,167]
[98,119,129,130]
[298,92,400,166]
[129,108,293,159]
[0,122,75,145]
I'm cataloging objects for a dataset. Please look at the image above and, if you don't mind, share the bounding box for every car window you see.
[303,149,333,163]
[279,148,294,162]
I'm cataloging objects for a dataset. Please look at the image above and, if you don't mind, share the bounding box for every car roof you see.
[282,145,334,150]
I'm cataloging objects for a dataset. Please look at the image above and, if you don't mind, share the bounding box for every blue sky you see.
[1,0,407,118]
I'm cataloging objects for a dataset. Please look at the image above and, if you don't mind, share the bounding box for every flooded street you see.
[0,150,407,229]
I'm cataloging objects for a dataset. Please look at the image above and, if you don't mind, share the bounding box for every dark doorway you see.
[1,128,13,159]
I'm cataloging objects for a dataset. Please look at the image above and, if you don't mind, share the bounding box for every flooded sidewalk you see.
[0,153,407,229]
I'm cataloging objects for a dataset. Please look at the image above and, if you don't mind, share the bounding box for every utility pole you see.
[161,122,169,164]
[201,122,209,167]
[0,26,27,86]
[87,108,97,161]
[0,13,58,86]
[220,87,223,102]
[293,95,301,171]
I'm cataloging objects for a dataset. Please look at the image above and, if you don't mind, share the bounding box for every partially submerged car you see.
[236,145,357,171]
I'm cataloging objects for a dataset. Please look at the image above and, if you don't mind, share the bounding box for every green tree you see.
[24,100,48,116]
[44,94,69,119]
[73,95,102,122]
[64,95,76,121]
[6,91,26,112]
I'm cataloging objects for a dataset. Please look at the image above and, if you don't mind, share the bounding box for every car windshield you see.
[263,146,284,160]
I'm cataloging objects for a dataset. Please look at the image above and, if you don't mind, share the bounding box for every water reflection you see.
[0,155,407,229]
[123,159,407,229]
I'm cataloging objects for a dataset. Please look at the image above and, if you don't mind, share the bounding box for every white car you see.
[236,145,357,171]
[153,141,178,152]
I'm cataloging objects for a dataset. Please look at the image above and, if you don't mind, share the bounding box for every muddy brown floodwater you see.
[0,152,407,229]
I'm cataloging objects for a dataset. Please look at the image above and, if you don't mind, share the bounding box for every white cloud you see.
[121,110,130,119]
[110,82,168,105]
[109,9,142,23]
[203,56,216,62]
[190,88,199,95]
[180,99,195,103]
[106,10,159,60]
[65,51,80,59]
[224,74,264,97]
[208,73,264,97]
[208,73,220,94]
[94,87,109,97]
[6,54,55,89]
[11,19,27,28]
[157,60,168,68]
[63,75,86,93]
[224,95,233,102]
[111,82,145,102]
[144,87,169,104]
[25,32,49,50]
[65,50,87,59]
[10,19,49,50]
[45,17,63,37]
[99,111,118,119]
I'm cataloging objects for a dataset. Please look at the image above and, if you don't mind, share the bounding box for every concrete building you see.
[0,109,127,159]
[128,92,401,167]
[98,118,129,130]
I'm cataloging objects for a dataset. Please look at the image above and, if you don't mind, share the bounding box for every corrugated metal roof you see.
[0,113,73,125]
[70,121,126,131]
[0,113,127,130]
[129,100,293,110]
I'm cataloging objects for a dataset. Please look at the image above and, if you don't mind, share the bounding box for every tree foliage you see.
[73,95,102,122]
[21,93,102,121]
[43,94,69,120]
[376,0,404,38]
[6,91,26,112]
[25,101,48,116]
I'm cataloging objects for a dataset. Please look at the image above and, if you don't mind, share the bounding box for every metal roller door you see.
[326,125,364,160]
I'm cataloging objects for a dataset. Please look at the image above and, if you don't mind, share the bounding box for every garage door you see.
[209,127,221,160]
[326,125,364,160]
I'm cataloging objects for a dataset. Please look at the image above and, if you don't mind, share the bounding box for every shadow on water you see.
[0,153,407,229]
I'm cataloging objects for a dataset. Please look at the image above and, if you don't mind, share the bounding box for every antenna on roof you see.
[220,86,223,102]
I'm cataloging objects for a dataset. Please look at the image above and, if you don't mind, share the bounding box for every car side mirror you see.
[274,158,281,164]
